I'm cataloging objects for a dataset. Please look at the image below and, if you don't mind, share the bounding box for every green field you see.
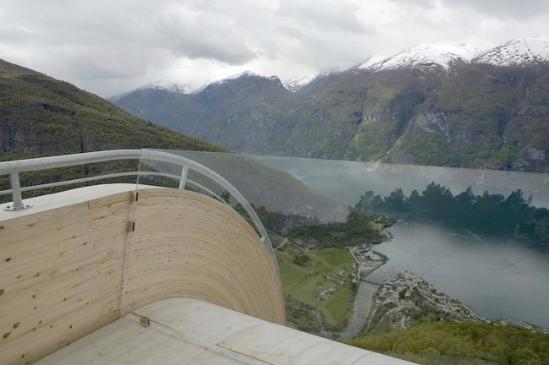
[276,243,356,331]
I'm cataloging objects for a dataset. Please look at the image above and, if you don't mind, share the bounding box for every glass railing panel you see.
[136,153,184,189]
[155,149,350,223]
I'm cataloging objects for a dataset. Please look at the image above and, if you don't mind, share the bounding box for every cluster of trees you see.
[355,183,549,246]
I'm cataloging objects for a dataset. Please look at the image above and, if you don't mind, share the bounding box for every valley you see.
[272,209,549,365]
[254,154,549,329]
[274,221,487,340]
[250,153,549,364]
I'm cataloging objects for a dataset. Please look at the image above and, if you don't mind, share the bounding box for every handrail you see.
[0,171,171,196]
[0,172,211,196]
[0,149,140,175]
[0,149,274,258]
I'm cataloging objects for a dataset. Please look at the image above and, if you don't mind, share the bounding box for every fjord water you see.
[253,155,549,329]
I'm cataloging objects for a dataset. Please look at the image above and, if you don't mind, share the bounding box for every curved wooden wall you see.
[0,187,285,365]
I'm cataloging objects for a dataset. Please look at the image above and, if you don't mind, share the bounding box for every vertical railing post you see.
[6,172,29,211]
[178,166,189,190]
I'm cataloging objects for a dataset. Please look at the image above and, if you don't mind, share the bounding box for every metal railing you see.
[0,149,274,256]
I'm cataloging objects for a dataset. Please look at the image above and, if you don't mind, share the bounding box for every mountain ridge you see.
[113,38,549,172]
[474,37,549,66]
[124,38,549,96]
[358,43,477,71]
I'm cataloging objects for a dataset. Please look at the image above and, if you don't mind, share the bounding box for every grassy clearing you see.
[322,281,355,328]
[276,243,356,331]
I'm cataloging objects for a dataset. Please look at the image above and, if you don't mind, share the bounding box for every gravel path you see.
[339,280,379,339]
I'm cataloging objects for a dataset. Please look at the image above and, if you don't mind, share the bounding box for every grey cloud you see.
[0,0,548,97]
[0,0,260,94]
[276,0,370,34]
[154,8,256,64]
[0,26,34,43]
[390,0,549,19]
[454,0,549,18]
[462,0,549,18]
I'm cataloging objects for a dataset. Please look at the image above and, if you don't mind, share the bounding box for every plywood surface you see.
[0,185,284,365]
[36,298,415,365]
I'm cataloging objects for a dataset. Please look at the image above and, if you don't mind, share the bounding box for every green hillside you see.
[0,58,220,162]
[351,321,549,365]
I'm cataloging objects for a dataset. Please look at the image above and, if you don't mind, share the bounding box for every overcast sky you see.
[1,0,549,97]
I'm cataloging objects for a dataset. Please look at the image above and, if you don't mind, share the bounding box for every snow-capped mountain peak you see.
[359,43,477,71]
[359,38,549,72]
[224,70,260,81]
[473,37,549,66]
[138,80,195,94]
[283,74,317,92]
[209,71,281,87]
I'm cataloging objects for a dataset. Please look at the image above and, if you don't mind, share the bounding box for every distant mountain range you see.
[113,38,549,172]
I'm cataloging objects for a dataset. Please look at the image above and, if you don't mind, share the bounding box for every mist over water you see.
[252,155,549,329]
[253,156,549,208]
